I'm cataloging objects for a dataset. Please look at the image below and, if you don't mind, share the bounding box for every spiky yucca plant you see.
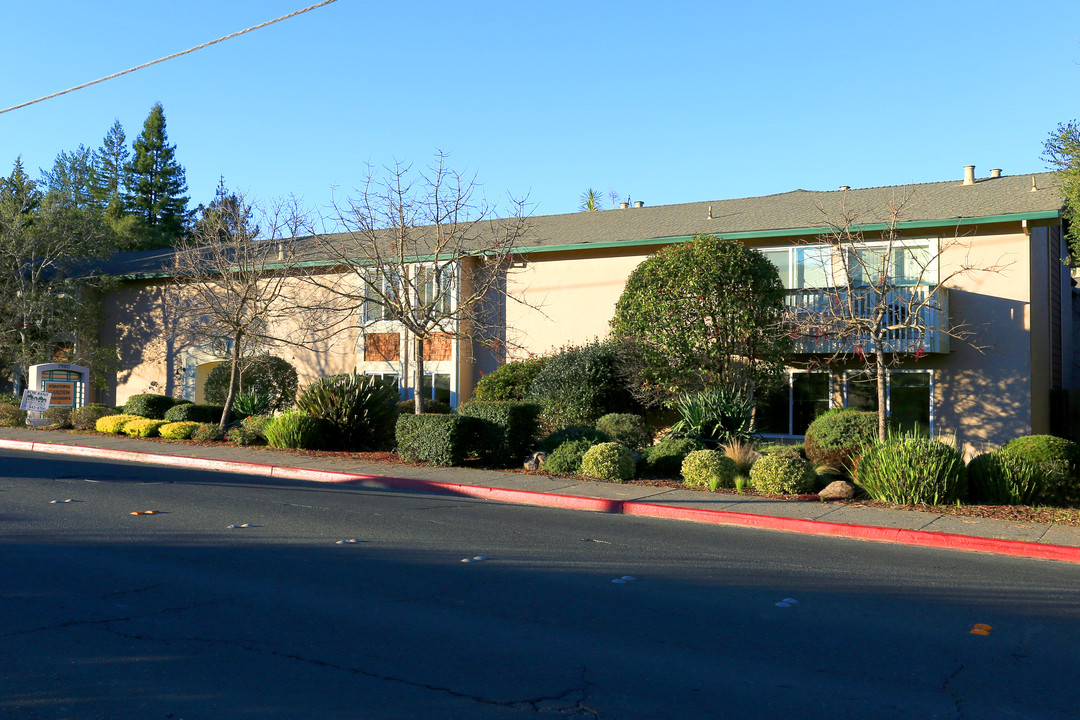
[296,373,399,451]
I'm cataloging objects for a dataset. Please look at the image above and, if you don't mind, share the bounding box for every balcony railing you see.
[785,285,949,355]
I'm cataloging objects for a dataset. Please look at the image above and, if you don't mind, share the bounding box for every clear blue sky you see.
[2,0,1079,223]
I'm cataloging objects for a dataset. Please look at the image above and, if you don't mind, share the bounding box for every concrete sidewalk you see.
[3,427,1080,564]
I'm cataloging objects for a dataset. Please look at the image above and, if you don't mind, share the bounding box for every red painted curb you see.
[5,437,1080,564]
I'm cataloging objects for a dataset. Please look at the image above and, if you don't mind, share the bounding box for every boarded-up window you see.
[365,332,400,361]
[423,333,452,361]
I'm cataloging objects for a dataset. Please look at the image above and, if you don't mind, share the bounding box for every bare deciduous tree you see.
[168,192,333,427]
[788,191,1009,440]
[306,153,533,413]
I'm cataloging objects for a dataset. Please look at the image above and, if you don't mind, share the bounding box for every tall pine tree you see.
[124,103,189,249]
[91,119,129,212]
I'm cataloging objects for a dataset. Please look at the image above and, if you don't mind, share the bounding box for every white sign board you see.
[20,389,52,413]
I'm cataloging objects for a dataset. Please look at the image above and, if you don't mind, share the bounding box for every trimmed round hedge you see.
[804,409,879,473]
[123,393,181,420]
[750,453,816,495]
[544,436,606,475]
[96,414,142,434]
[681,449,738,491]
[580,442,636,482]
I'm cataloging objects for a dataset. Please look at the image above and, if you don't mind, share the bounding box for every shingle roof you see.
[96,170,1065,277]
[511,170,1065,250]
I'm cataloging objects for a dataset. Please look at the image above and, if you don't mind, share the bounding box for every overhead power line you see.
[0,0,339,116]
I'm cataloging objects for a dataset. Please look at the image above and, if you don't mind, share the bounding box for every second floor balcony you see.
[785,285,950,356]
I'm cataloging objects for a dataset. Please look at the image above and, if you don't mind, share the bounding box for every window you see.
[364,372,400,395]
[416,264,452,316]
[421,372,451,404]
[362,269,400,323]
[755,372,831,436]
[844,369,932,434]
[846,244,929,287]
[762,242,933,291]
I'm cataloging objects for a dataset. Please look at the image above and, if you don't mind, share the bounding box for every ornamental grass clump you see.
[159,421,200,440]
[580,442,636,482]
[96,414,141,434]
[854,433,966,505]
[123,418,168,438]
[1000,435,1080,504]
[669,387,756,446]
[264,411,327,450]
[966,450,1045,506]
[749,453,816,495]
[681,449,738,491]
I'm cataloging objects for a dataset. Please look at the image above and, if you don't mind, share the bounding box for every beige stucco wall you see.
[502,224,1053,448]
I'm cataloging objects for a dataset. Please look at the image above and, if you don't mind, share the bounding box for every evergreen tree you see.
[91,119,129,211]
[42,145,98,211]
[192,177,258,244]
[124,103,190,248]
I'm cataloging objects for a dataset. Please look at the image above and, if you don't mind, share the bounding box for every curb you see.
[5,437,1080,564]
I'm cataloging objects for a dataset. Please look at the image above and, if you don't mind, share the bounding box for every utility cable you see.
[0,0,339,116]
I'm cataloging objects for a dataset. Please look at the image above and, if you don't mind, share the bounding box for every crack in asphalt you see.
[940,662,966,720]
[102,624,601,716]
[0,599,224,639]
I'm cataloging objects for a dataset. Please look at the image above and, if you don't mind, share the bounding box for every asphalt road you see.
[2,449,1080,720]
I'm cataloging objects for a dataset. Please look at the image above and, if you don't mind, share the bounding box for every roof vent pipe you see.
[963,165,976,185]
[990,168,1002,178]
[634,200,645,208]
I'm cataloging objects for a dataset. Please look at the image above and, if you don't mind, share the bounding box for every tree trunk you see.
[876,351,888,441]
[413,335,425,414]
[220,334,242,429]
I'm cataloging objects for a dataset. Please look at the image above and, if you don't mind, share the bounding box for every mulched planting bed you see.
[19,426,1080,527]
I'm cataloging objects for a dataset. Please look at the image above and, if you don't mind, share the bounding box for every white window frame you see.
[761,239,938,291]
[756,369,833,438]
[842,368,935,434]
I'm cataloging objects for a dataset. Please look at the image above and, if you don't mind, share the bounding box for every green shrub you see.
[474,357,548,401]
[967,450,1046,506]
[756,441,807,459]
[750,453,817,495]
[123,393,180,419]
[538,425,610,453]
[241,414,273,440]
[854,434,966,505]
[191,423,226,443]
[397,398,452,415]
[159,421,200,440]
[43,406,73,428]
[580,442,636,482]
[804,409,879,473]
[163,403,225,424]
[527,339,638,430]
[0,403,27,427]
[264,411,326,450]
[123,418,168,438]
[669,387,756,446]
[396,414,477,466]
[204,354,298,413]
[595,413,653,450]
[640,436,704,478]
[0,392,19,405]
[71,404,113,430]
[226,424,264,446]
[296,373,399,451]
[96,414,141,434]
[544,436,607,474]
[1001,435,1080,504]
[457,400,542,467]
[682,449,738,491]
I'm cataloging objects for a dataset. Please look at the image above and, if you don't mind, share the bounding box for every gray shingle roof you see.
[97,170,1065,277]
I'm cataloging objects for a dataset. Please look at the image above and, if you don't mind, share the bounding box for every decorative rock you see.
[818,480,856,500]
[524,451,548,470]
